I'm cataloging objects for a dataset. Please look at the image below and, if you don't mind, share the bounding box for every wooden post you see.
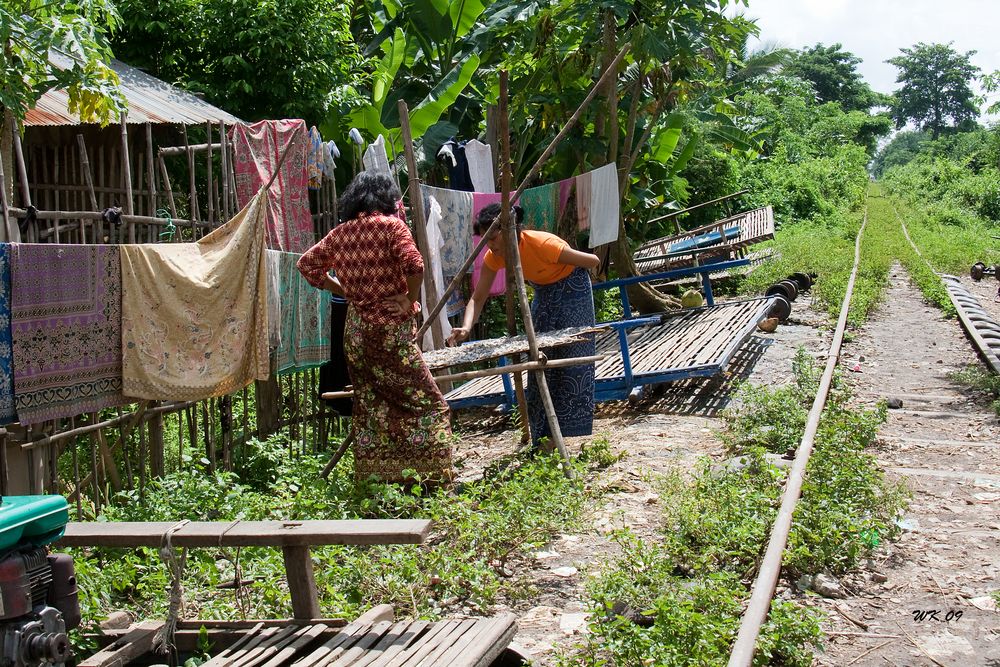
[397,101,445,350]
[219,121,231,221]
[52,147,60,242]
[145,123,157,218]
[120,113,135,242]
[282,545,321,619]
[0,154,15,242]
[149,408,164,478]
[158,155,178,219]
[76,135,98,242]
[498,71,572,476]
[10,116,31,241]
[182,124,199,222]
[205,121,214,226]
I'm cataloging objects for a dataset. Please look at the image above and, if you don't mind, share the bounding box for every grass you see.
[950,365,1000,417]
[556,350,909,666]
[67,439,615,652]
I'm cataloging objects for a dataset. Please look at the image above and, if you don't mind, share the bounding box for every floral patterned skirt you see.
[344,307,453,484]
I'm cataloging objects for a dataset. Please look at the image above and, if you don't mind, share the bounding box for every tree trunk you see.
[2,108,13,209]
[610,228,680,314]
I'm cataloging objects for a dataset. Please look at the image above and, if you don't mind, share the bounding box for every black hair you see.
[473,203,524,236]
[339,171,402,222]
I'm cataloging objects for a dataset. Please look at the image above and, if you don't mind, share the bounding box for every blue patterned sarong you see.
[526,266,596,444]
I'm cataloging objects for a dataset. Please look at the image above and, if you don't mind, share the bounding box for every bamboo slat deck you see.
[84,614,518,667]
[652,248,776,288]
[446,297,773,407]
[421,325,607,369]
[634,206,775,275]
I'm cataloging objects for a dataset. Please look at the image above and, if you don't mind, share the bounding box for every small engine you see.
[0,497,79,667]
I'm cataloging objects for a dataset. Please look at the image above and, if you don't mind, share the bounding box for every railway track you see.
[727,196,1000,665]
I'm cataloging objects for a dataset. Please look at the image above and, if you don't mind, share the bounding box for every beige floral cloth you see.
[120,191,269,400]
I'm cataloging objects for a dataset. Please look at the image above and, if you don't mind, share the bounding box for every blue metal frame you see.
[446,259,762,410]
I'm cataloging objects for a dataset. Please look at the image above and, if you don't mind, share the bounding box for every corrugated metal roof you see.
[26,52,243,126]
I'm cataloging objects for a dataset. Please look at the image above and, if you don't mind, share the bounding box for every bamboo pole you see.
[76,135,98,241]
[10,116,31,241]
[158,155,178,219]
[498,71,572,475]
[206,121,215,226]
[120,113,136,242]
[52,147,60,242]
[182,124,200,222]
[8,207,208,229]
[417,43,630,338]
[397,100,445,350]
[158,143,222,157]
[219,121,231,221]
[145,123,157,219]
[0,153,15,241]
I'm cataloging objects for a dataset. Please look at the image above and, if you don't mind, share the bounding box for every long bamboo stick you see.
[0,153,15,241]
[206,121,215,226]
[219,121,231,221]
[145,123,157,219]
[397,100,445,350]
[158,155,178,220]
[182,124,199,222]
[499,71,572,475]
[8,207,208,228]
[120,113,135,242]
[76,135,99,241]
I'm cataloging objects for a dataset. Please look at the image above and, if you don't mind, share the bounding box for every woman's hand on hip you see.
[383,293,414,317]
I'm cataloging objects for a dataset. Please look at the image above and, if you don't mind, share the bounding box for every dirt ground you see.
[451,266,1000,665]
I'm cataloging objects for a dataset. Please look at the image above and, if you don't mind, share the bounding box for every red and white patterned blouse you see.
[296,212,424,326]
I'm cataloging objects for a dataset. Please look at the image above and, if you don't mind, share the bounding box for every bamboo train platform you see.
[633,205,775,275]
[445,297,775,409]
[83,607,519,667]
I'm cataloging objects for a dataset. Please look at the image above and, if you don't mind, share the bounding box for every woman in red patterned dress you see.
[297,172,453,484]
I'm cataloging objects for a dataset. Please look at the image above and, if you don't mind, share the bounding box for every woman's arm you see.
[558,246,601,271]
[322,274,345,297]
[448,265,497,345]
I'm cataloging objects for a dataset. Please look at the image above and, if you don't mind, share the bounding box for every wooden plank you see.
[226,626,298,667]
[202,626,282,667]
[258,624,329,667]
[233,624,308,667]
[79,620,163,667]
[349,621,429,667]
[452,615,517,667]
[58,520,432,548]
[283,546,321,620]
[399,619,477,666]
[324,620,395,666]
[375,621,461,667]
[291,623,377,667]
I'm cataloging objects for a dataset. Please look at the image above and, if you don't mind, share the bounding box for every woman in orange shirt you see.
[449,204,600,447]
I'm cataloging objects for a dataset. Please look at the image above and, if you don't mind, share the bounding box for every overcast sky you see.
[739,0,1000,96]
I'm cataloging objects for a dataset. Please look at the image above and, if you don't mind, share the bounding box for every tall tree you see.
[111,0,366,125]
[785,43,880,112]
[887,42,980,140]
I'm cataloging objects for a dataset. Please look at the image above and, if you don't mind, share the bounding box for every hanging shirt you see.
[587,162,620,247]
[464,139,496,193]
[483,230,574,286]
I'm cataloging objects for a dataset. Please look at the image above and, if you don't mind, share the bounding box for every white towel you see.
[588,163,620,248]
[363,134,391,174]
[465,139,496,193]
[421,196,452,351]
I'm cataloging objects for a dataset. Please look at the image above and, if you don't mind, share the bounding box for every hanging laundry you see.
[520,182,559,232]
[265,250,283,349]
[120,191,269,401]
[472,234,506,297]
[324,140,339,175]
[307,126,325,189]
[470,191,506,296]
[558,177,575,220]
[439,139,474,191]
[272,251,331,374]
[587,162,620,248]
[10,243,125,425]
[421,196,453,351]
[231,119,314,253]
[575,171,592,232]
[464,139,496,193]
[363,134,391,174]
[0,245,15,425]
[422,185,474,277]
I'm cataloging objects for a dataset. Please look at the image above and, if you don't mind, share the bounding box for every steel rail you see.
[727,202,868,666]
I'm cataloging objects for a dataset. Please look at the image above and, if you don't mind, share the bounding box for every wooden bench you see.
[58,519,432,620]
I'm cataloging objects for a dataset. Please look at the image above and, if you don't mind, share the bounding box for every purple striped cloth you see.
[10,244,126,425]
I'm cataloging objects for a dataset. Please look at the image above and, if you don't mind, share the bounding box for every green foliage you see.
[786,43,884,112]
[111,0,366,124]
[887,42,981,139]
[68,440,601,636]
[0,0,124,123]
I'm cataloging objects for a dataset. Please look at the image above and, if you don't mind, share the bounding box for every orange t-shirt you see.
[483,230,574,285]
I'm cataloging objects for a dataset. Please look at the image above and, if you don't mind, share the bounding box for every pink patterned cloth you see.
[230,119,314,253]
[471,193,505,296]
